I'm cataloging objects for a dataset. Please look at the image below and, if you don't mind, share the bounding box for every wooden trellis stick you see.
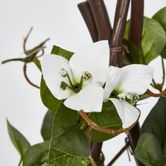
[78,1,112,165]
[78,0,144,165]
[128,1,144,165]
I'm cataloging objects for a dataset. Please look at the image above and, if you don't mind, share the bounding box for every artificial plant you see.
[2,0,166,166]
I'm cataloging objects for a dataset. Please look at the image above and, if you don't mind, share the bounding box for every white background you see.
[0,0,166,165]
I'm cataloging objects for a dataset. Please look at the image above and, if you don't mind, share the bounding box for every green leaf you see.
[41,110,55,141]
[141,97,166,142]
[153,7,166,58]
[135,97,166,165]
[48,106,89,165]
[40,78,62,112]
[140,17,166,63]
[124,17,166,64]
[23,141,49,166]
[135,133,163,166]
[7,120,31,157]
[89,101,122,142]
[153,7,166,32]
[48,149,89,166]
[123,39,142,64]
[51,127,89,158]
[51,105,79,137]
[51,45,73,60]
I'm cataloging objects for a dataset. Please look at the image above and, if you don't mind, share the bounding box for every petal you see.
[110,98,140,128]
[42,54,73,100]
[119,64,153,95]
[69,40,109,84]
[64,83,104,112]
[104,66,124,100]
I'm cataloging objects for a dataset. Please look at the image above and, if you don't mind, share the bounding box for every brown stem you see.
[23,27,33,53]
[90,143,103,166]
[23,63,40,89]
[88,0,112,40]
[89,156,98,166]
[78,1,98,42]
[80,110,139,136]
[23,27,49,55]
[80,108,139,166]
[109,0,130,66]
[146,89,166,97]
[128,1,144,166]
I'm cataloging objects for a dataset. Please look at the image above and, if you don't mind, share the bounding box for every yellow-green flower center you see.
[60,68,92,93]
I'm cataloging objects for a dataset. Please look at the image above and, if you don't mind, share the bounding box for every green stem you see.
[33,57,42,71]
[25,38,49,55]
[1,54,42,73]
[66,74,74,88]
[151,78,160,90]
[1,58,24,64]
[139,93,150,100]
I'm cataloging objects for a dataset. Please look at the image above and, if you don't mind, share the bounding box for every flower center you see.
[60,68,92,93]
[118,93,139,105]
[111,90,139,105]
[73,83,81,93]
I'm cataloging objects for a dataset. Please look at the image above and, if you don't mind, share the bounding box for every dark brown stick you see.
[109,0,130,66]
[128,1,144,166]
[129,0,144,47]
[78,1,112,165]
[90,143,103,166]
[88,0,112,40]
[107,141,130,166]
[78,1,98,42]
[108,1,144,166]
[128,123,143,166]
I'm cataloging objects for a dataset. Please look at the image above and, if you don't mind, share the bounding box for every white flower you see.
[104,65,153,128]
[42,40,153,129]
[42,41,109,112]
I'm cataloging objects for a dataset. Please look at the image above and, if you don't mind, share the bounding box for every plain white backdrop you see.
[0,0,166,165]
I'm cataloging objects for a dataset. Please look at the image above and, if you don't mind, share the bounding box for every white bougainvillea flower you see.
[42,39,153,129]
[104,64,153,128]
[42,41,109,112]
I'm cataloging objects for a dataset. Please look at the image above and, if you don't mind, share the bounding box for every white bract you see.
[42,41,109,112]
[42,40,153,129]
[104,65,153,128]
